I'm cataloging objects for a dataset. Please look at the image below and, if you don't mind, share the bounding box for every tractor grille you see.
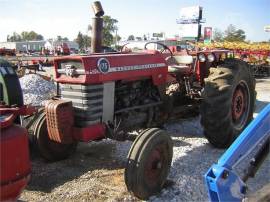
[56,60,85,75]
[60,83,103,127]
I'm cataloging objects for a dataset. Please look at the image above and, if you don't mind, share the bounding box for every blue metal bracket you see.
[205,104,270,202]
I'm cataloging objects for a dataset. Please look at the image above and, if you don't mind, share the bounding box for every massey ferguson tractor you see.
[29,2,255,200]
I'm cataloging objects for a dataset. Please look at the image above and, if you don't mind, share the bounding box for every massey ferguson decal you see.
[65,64,77,77]
[97,58,110,74]
[90,62,166,75]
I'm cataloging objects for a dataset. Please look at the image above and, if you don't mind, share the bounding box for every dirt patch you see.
[20,141,138,202]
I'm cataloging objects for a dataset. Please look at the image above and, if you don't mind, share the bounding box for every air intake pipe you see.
[91,1,104,53]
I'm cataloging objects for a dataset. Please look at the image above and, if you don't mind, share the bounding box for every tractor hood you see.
[54,52,168,85]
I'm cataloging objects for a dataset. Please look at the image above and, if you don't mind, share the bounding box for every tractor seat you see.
[166,55,193,73]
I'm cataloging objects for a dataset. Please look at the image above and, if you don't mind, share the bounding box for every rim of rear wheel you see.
[231,80,250,130]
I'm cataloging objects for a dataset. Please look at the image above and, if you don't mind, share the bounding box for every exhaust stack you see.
[91,1,104,53]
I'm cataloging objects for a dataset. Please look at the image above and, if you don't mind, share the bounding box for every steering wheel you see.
[144,41,173,57]
[120,42,130,52]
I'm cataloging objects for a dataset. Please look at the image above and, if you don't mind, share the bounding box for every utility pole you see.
[115,28,118,47]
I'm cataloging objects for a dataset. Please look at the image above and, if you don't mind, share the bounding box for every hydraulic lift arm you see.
[205,104,270,202]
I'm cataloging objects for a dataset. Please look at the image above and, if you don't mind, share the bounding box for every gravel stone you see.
[19,74,56,106]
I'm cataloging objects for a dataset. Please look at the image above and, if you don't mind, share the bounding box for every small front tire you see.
[125,128,173,200]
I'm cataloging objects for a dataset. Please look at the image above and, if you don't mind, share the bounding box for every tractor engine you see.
[114,79,161,132]
[59,78,161,131]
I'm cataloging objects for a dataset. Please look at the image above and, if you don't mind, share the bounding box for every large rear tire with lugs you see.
[125,128,173,200]
[200,59,256,148]
[33,112,77,161]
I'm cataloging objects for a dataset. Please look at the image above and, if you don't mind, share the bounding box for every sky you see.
[0,0,269,42]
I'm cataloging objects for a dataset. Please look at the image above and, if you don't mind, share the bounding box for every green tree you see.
[127,35,135,41]
[75,32,91,49]
[113,35,121,44]
[21,31,28,41]
[76,32,84,49]
[56,36,69,42]
[102,15,118,46]
[7,31,44,41]
[234,29,246,41]
[22,31,44,41]
[82,35,91,49]
[224,24,246,42]
[27,31,37,40]
[56,36,62,41]
[7,32,22,42]
[36,34,43,40]
[213,28,224,42]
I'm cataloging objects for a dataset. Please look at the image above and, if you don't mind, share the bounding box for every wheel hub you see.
[144,146,164,187]
[232,88,245,120]
[231,81,250,130]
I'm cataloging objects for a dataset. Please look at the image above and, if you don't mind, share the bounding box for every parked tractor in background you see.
[55,42,70,56]
[0,105,34,201]
[0,48,16,56]
[197,41,270,77]
[10,2,255,200]
[0,60,36,201]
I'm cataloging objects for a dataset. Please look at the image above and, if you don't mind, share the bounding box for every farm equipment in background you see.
[205,104,270,202]
[1,56,54,78]
[0,48,16,56]
[0,62,37,201]
[17,58,53,74]
[234,49,270,77]
[197,42,270,77]
[55,42,70,56]
[25,1,256,200]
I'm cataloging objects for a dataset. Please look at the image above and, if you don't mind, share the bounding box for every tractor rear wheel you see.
[200,58,256,148]
[34,112,77,161]
[125,128,173,200]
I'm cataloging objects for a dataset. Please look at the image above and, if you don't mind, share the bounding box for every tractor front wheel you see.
[200,58,256,148]
[34,112,77,161]
[125,128,173,200]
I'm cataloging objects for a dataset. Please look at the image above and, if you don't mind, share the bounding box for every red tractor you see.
[0,48,16,56]
[0,59,37,201]
[0,105,36,201]
[55,42,70,56]
[31,2,256,200]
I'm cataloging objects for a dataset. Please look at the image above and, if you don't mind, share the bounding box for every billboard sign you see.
[179,6,202,21]
[264,25,270,32]
[179,24,200,38]
[204,27,212,44]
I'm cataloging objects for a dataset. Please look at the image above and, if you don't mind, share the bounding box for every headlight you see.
[198,53,206,62]
[207,54,215,62]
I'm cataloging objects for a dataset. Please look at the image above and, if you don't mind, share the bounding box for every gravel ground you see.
[19,74,56,106]
[19,77,270,202]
